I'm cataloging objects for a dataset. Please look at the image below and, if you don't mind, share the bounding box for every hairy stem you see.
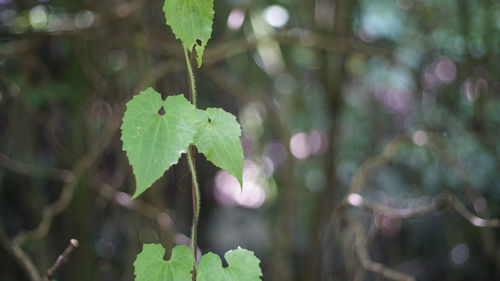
[183,46,200,276]
[184,46,197,106]
[187,147,200,262]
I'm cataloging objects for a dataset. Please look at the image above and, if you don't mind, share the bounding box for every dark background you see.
[1,0,500,280]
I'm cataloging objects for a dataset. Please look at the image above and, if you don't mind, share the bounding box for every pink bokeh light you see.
[213,160,267,208]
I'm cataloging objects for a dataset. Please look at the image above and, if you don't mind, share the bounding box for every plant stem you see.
[187,146,200,264]
[184,46,197,106]
[183,46,200,276]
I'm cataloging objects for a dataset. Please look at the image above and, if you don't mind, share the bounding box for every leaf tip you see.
[237,174,244,190]
[195,46,204,68]
[131,183,146,199]
[130,191,140,200]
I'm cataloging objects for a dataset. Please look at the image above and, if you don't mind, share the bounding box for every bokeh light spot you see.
[214,160,267,208]
[75,10,95,29]
[435,57,456,83]
[227,9,245,30]
[450,243,469,265]
[347,193,363,206]
[290,132,311,159]
[412,130,428,146]
[29,5,48,30]
[263,5,289,28]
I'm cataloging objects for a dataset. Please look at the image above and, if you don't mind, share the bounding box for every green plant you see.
[120,0,262,280]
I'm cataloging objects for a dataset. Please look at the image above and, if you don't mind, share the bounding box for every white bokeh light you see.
[347,193,363,206]
[290,132,311,159]
[289,131,328,159]
[263,5,289,28]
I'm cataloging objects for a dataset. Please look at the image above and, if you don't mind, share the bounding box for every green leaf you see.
[197,247,262,281]
[194,108,244,186]
[134,244,194,281]
[163,0,214,67]
[121,87,205,198]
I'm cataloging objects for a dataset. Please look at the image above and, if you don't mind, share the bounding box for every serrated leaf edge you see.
[198,246,263,280]
[195,108,244,186]
[121,90,203,198]
[162,0,214,68]
[134,244,194,281]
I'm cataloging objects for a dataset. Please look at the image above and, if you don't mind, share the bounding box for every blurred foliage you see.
[0,0,499,281]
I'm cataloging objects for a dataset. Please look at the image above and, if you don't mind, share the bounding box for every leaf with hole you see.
[194,108,244,186]
[134,244,194,281]
[121,87,205,198]
[197,247,262,281]
[163,0,214,67]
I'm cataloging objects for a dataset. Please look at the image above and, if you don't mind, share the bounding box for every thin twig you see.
[12,113,121,246]
[45,239,79,281]
[449,195,500,227]
[95,182,175,234]
[0,157,176,239]
[0,221,41,281]
[0,112,119,281]
[346,193,447,219]
[347,193,500,227]
[0,153,73,182]
[349,136,410,194]
[352,221,416,281]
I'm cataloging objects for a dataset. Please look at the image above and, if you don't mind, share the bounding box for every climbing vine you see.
[120,0,262,280]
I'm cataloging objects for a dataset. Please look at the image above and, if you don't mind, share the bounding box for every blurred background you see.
[1,0,500,280]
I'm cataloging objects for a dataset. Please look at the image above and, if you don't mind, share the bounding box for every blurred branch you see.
[0,155,176,237]
[0,0,151,56]
[347,193,500,227]
[346,193,447,218]
[346,132,495,196]
[203,30,393,64]
[0,221,41,281]
[12,112,121,245]
[45,239,79,281]
[0,154,73,182]
[331,133,500,281]
[0,38,43,57]
[154,30,394,78]
[349,136,410,194]
[0,112,120,281]
[201,67,260,103]
[94,182,175,235]
[449,195,500,228]
[343,132,500,227]
[352,220,416,281]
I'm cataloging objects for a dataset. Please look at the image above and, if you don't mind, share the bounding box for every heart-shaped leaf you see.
[121,88,205,198]
[134,244,194,281]
[193,108,244,186]
[163,0,214,67]
[197,247,262,281]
